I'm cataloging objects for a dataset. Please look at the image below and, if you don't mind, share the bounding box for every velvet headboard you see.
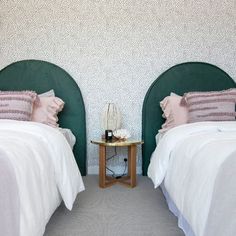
[0,60,87,175]
[142,62,235,176]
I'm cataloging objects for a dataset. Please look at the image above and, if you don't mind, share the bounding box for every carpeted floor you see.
[44,176,184,236]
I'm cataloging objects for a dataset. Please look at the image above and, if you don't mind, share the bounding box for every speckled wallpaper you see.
[0,0,236,174]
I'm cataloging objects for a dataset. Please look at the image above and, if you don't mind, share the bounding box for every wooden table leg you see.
[128,145,137,187]
[99,145,106,188]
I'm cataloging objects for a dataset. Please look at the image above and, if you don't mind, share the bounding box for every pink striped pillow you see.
[0,91,38,121]
[181,88,236,123]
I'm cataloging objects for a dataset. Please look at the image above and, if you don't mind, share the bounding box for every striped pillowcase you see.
[0,91,38,121]
[181,89,236,123]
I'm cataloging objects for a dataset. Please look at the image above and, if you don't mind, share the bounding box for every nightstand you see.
[91,139,144,188]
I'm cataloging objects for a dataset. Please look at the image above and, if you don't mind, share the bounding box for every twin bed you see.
[1,60,236,236]
[142,62,236,236]
[0,60,86,236]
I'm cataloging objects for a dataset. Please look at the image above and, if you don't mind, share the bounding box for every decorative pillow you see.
[181,88,236,123]
[32,92,64,127]
[159,93,188,132]
[0,91,38,121]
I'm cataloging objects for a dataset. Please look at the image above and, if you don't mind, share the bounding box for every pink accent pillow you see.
[32,93,64,128]
[159,93,188,132]
[181,89,236,123]
[0,91,38,121]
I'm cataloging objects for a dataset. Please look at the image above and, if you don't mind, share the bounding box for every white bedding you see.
[59,128,76,148]
[148,121,236,236]
[0,120,84,236]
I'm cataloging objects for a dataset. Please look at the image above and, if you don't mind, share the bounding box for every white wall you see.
[1,0,236,174]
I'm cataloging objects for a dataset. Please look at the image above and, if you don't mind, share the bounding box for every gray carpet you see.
[44,176,184,236]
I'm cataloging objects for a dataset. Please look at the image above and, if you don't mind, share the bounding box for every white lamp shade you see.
[101,103,121,131]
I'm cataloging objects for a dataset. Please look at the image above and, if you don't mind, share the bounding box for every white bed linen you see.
[148,121,236,236]
[59,128,76,149]
[0,120,84,236]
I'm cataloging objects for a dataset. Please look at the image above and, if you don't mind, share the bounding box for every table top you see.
[91,139,144,147]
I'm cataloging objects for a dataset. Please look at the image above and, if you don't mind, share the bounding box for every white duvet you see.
[148,121,236,236]
[0,120,84,236]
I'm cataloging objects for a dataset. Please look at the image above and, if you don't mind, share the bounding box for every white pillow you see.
[39,89,55,97]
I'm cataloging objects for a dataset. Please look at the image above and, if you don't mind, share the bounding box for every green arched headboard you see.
[142,62,235,176]
[0,60,87,175]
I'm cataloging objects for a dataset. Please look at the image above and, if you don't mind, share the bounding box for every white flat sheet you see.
[0,120,84,236]
[148,121,236,236]
[59,128,76,148]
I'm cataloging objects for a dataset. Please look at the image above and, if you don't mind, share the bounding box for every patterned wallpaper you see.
[0,0,236,174]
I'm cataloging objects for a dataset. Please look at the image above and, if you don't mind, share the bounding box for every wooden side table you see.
[91,139,144,188]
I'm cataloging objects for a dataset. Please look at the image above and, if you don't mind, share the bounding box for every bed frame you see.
[0,60,87,175]
[142,62,235,176]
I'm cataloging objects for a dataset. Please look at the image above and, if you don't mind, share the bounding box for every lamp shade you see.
[101,103,121,131]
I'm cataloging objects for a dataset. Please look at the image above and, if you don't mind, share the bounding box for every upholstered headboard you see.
[142,62,235,175]
[0,60,87,175]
